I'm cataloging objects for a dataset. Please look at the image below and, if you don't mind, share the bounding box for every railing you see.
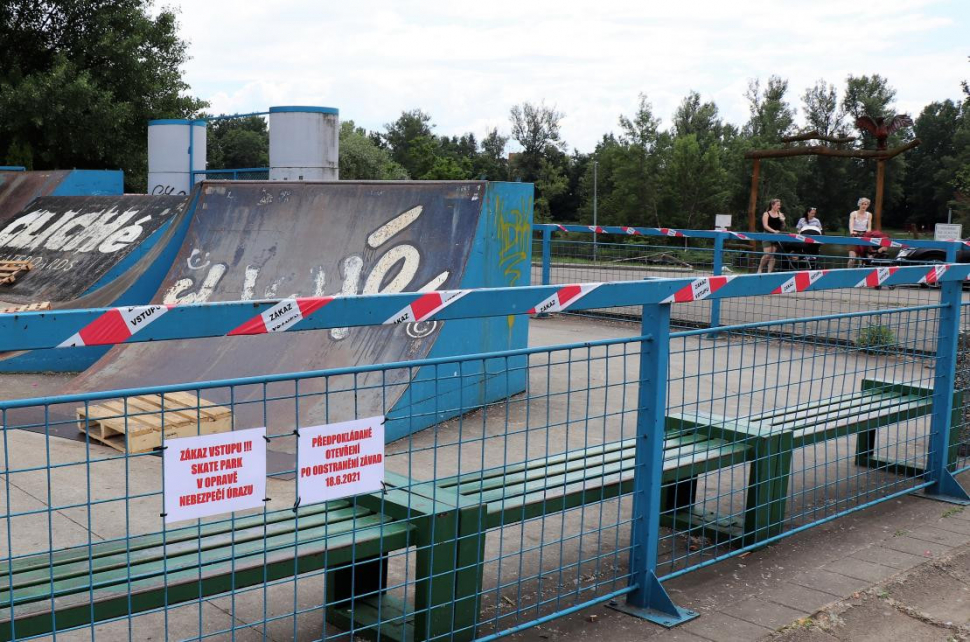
[190,167,270,181]
[534,224,969,336]
[0,167,26,172]
[1,263,969,640]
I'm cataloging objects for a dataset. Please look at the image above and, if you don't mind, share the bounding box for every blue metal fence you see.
[190,168,270,182]
[533,224,970,334]
[1,262,969,640]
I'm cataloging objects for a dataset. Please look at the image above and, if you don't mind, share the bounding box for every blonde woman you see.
[849,198,872,237]
[757,198,786,274]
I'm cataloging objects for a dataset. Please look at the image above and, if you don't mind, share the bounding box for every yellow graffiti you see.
[491,192,533,338]
[492,194,532,287]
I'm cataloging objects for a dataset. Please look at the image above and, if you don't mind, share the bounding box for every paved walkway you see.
[507,473,970,641]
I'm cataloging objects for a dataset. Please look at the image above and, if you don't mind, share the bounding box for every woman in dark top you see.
[757,198,786,273]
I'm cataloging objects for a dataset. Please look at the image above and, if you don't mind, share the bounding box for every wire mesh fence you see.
[533,226,969,342]
[0,264,967,640]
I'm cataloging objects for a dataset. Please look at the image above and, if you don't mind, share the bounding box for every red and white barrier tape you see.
[662,276,733,303]
[58,305,170,348]
[384,290,469,325]
[854,266,898,288]
[772,270,826,295]
[228,297,332,336]
[919,265,948,285]
[529,283,602,314]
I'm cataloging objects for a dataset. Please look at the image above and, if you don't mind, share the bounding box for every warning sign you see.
[163,427,266,524]
[297,416,384,505]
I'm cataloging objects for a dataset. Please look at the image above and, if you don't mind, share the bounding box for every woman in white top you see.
[848,198,872,237]
[796,207,822,233]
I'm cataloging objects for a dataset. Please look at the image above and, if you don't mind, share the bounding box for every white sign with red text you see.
[297,416,385,505]
[163,427,266,523]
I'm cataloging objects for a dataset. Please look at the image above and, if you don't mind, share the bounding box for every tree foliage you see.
[0,0,207,190]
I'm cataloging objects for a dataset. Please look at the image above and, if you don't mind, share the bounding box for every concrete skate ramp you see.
[0,194,194,372]
[65,181,533,445]
[0,170,124,221]
[0,195,186,303]
[0,171,70,220]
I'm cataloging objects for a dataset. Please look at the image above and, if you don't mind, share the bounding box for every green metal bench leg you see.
[451,508,488,642]
[413,509,470,642]
[743,433,791,544]
[325,554,410,642]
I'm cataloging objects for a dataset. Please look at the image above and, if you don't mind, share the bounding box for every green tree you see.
[841,74,911,227]
[339,121,408,180]
[901,100,962,225]
[798,80,849,227]
[206,116,268,170]
[473,128,509,180]
[743,76,803,218]
[509,101,566,182]
[605,95,662,226]
[382,109,436,177]
[659,134,730,229]
[0,0,206,190]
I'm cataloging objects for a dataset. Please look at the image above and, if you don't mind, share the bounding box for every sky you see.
[164,0,970,153]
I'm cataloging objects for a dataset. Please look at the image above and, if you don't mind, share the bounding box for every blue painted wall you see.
[386,182,533,441]
[51,170,124,196]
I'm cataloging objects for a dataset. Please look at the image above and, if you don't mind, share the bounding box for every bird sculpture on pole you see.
[854,114,914,150]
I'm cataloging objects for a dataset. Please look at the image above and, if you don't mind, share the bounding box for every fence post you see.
[924,244,970,503]
[610,302,697,626]
[709,234,724,333]
[537,227,553,318]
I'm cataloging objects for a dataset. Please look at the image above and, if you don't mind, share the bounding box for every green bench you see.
[669,378,952,542]
[361,377,951,640]
[0,500,412,642]
[364,425,752,641]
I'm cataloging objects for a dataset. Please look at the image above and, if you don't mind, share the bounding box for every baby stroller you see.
[774,226,821,271]
[792,227,822,270]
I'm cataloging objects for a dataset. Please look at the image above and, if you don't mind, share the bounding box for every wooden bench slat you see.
[747,389,886,422]
[479,443,751,527]
[0,500,347,576]
[472,438,747,509]
[760,392,915,427]
[0,520,412,638]
[772,397,929,435]
[7,504,368,593]
[1,511,395,607]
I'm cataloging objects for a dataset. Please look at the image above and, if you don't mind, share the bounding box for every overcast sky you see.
[165,0,969,152]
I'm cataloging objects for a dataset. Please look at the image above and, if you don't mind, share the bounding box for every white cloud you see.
[164,0,969,152]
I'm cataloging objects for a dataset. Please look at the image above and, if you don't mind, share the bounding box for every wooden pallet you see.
[0,260,33,285]
[0,301,51,314]
[76,391,232,453]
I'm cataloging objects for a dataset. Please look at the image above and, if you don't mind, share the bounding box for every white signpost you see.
[297,416,385,505]
[935,223,963,242]
[714,214,732,231]
[163,427,266,523]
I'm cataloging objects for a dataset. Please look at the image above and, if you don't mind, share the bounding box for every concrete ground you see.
[0,314,965,641]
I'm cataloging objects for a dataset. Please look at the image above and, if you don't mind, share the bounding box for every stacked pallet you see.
[0,301,51,314]
[77,391,232,453]
[0,260,32,285]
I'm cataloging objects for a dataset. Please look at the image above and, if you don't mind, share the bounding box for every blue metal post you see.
[924,244,970,503]
[537,227,553,318]
[610,303,697,626]
[709,235,724,333]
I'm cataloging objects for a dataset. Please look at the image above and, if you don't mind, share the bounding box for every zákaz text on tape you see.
[297,416,384,505]
[163,427,267,523]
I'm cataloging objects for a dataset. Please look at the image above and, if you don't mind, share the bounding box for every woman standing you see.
[796,207,822,233]
[848,198,872,237]
[757,198,786,274]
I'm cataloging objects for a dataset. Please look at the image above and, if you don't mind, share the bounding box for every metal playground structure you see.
[1,230,970,640]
